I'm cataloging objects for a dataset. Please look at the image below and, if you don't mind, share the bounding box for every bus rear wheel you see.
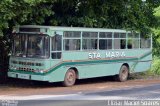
[117,65,129,82]
[63,69,76,87]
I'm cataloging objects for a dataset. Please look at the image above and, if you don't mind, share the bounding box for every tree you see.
[0,0,54,35]
[46,0,159,34]
[0,0,54,77]
[152,6,160,56]
[1,0,159,35]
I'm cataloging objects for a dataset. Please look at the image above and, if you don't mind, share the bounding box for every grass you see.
[129,70,160,80]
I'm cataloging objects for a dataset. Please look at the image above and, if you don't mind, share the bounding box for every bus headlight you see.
[39,70,44,74]
[9,66,17,70]
[14,67,17,70]
[34,69,45,73]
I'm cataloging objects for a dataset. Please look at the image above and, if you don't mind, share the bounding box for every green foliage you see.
[152,28,160,55]
[151,6,160,75]
[152,6,160,56]
[49,0,159,34]
[0,0,159,34]
[151,56,160,75]
[0,0,54,35]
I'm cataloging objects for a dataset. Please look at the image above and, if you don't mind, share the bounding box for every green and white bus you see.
[8,25,152,86]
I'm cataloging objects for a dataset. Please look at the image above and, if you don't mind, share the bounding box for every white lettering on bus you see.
[88,52,101,59]
[106,52,125,58]
[88,52,125,59]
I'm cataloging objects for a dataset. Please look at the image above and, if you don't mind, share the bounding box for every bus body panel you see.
[8,49,152,82]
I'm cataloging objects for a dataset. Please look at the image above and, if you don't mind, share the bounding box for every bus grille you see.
[11,61,43,66]
[18,67,35,72]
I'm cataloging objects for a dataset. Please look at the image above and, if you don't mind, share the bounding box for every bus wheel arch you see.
[123,63,130,73]
[62,67,78,87]
[116,63,129,82]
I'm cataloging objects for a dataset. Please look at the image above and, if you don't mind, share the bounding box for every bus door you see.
[50,31,63,66]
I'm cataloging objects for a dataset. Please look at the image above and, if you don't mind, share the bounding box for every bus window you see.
[51,34,62,59]
[13,34,26,57]
[63,31,81,51]
[52,35,62,51]
[127,39,132,49]
[64,39,80,50]
[132,39,140,48]
[120,39,126,49]
[114,33,126,49]
[99,32,112,50]
[141,38,151,48]
[127,33,132,49]
[27,35,50,58]
[64,31,81,38]
[114,39,120,49]
[127,33,140,49]
[99,32,112,38]
[120,33,126,49]
[52,52,61,59]
[82,32,98,50]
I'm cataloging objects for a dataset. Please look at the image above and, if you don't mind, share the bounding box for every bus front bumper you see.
[8,72,49,81]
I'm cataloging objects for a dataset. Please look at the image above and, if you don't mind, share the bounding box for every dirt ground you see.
[0,74,160,96]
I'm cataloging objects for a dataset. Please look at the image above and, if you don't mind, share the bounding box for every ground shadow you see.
[0,73,147,88]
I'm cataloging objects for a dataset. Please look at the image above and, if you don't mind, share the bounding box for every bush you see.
[151,56,160,75]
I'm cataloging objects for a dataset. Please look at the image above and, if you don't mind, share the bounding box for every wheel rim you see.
[66,70,75,85]
[121,68,128,80]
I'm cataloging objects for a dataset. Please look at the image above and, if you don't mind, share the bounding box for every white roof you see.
[18,25,131,33]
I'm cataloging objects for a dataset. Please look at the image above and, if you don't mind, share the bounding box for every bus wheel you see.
[63,69,76,87]
[117,65,129,82]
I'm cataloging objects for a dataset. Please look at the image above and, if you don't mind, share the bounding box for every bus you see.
[8,25,152,87]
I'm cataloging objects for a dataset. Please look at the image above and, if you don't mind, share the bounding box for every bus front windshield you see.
[13,34,49,58]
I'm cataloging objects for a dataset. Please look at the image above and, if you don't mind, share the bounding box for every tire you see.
[117,65,129,82]
[62,69,76,87]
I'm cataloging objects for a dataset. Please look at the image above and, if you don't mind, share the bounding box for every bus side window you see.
[52,35,62,51]
[127,33,132,49]
[114,33,120,49]
[51,34,62,59]
[127,33,140,49]
[120,39,126,49]
[141,38,151,48]
[52,52,61,59]
[99,32,112,50]
[127,39,132,49]
[82,32,98,50]
[63,31,81,51]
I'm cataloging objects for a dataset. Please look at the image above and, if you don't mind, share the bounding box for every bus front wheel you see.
[117,65,129,82]
[63,69,76,87]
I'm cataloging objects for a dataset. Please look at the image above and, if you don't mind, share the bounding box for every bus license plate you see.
[18,74,30,79]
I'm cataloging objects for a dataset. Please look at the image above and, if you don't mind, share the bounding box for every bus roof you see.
[18,25,131,33]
